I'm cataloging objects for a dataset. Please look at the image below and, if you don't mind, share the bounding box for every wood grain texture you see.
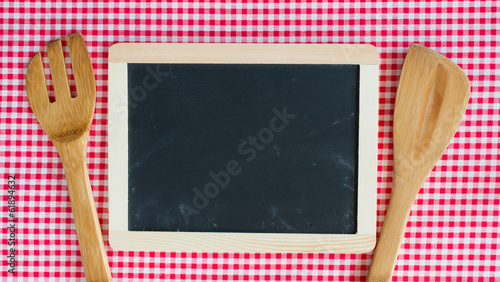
[366,44,470,282]
[109,43,379,64]
[109,231,376,253]
[26,33,112,282]
[108,43,379,253]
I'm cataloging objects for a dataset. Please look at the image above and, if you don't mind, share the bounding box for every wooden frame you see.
[108,44,379,253]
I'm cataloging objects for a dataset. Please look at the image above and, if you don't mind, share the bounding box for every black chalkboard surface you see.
[127,63,359,234]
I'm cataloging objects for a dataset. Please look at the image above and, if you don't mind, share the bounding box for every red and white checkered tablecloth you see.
[1,1,498,281]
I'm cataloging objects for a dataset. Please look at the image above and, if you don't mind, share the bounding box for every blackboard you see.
[108,43,378,253]
[128,63,359,234]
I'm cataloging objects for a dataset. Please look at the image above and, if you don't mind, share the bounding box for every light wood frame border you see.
[108,44,379,253]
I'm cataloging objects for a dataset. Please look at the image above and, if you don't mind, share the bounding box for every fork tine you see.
[47,39,72,102]
[26,53,50,117]
[67,33,96,104]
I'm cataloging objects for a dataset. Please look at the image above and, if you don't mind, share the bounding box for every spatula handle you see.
[55,137,112,282]
[366,177,417,282]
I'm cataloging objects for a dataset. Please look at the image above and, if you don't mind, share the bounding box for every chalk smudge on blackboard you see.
[327,112,355,128]
[270,206,296,232]
[307,112,355,137]
[333,155,354,173]
[343,183,354,191]
[342,210,355,233]
[273,145,281,157]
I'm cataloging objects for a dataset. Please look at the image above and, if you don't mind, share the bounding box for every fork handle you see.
[55,136,112,282]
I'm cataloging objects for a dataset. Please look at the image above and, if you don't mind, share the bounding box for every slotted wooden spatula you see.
[367,44,469,281]
[26,33,112,281]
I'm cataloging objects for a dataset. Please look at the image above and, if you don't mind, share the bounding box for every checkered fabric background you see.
[0,1,498,281]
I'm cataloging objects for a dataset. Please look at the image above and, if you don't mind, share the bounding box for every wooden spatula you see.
[26,33,112,281]
[366,44,470,281]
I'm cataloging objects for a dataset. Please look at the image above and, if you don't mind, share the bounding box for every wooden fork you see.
[26,33,112,281]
